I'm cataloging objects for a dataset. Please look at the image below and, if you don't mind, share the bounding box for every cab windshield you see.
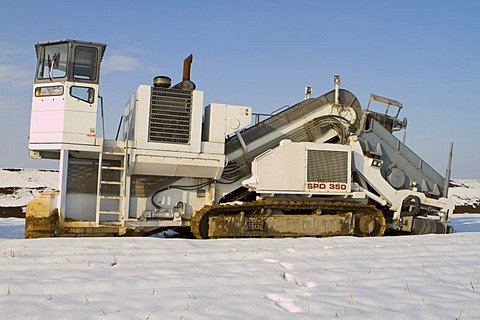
[36,43,68,80]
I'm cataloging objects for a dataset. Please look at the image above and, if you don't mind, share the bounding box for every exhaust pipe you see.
[173,54,196,91]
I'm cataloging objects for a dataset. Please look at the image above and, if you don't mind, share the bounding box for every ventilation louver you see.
[149,87,192,144]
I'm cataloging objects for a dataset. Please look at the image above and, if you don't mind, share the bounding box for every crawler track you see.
[190,200,386,239]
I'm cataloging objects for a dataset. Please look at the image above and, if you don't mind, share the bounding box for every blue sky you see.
[0,0,479,178]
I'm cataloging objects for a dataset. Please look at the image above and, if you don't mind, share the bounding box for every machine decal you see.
[306,182,348,191]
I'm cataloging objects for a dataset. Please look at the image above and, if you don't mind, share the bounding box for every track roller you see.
[411,217,449,235]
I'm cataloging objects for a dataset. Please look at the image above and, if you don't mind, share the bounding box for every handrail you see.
[99,95,105,140]
[252,105,290,124]
[115,116,124,140]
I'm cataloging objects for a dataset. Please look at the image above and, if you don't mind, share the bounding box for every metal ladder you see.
[95,141,126,226]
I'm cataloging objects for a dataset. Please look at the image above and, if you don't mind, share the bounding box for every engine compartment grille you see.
[149,87,192,144]
[307,149,348,182]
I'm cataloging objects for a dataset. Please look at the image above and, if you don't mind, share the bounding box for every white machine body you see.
[26,39,454,238]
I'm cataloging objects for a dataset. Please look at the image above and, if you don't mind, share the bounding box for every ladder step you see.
[101,166,124,170]
[99,221,122,226]
[99,210,122,215]
[100,195,122,200]
[103,150,125,155]
[101,180,122,185]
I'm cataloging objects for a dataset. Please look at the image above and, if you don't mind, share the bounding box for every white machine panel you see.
[123,85,227,179]
[29,82,99,147]
[245,140,352,194]
[203,103,252,143]
[123,85,204,153]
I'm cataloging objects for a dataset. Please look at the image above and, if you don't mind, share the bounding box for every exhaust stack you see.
[173,54,196,91]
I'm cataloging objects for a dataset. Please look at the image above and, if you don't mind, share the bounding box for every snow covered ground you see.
[1,169,479,319]
[0,215,479,319]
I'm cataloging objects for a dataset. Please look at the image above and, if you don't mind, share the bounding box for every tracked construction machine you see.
[26,39,454,238]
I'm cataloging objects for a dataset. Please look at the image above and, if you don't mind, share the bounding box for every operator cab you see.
[35,39,105,84]
[29,40,107,158]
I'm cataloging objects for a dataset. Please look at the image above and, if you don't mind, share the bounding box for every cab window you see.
[73,46,98,81]
[70,86,95,103]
